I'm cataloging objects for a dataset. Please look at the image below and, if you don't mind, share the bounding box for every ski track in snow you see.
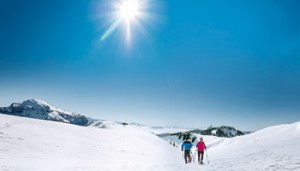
[0,114,300,171]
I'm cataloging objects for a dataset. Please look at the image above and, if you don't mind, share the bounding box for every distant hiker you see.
[196,137,207,164]
[181,138,193,164]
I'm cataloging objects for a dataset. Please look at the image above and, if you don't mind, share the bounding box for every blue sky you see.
[0,0,299,131]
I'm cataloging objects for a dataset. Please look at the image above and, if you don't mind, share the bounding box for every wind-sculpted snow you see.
[0,114,300,170]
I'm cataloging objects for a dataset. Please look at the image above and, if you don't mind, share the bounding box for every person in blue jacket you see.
[181,137,193,164]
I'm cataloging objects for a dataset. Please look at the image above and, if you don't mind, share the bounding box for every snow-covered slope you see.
[0,99,90,126]
[0,114,181,171]
[1,113,300,171]
[161,122,300,170]
[204,121,300,170]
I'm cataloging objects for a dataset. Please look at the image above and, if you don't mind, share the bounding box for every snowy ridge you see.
[188,125,244,137]
[0,99,90,126]
[0,99,194,133]
[245,121,300,141]
[89,120,128,130]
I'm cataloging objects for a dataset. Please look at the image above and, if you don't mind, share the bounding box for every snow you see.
[0,114,181,171]
[1,113,300,171]
[211,129,217,135]
[220,127,237,136]
[140,126,193,135]
[0,99,90,126]
[20,99,82,119]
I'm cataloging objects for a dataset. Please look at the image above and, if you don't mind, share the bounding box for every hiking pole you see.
[205,149,210,164]
[191,150,195,163]
[193,151,195,163]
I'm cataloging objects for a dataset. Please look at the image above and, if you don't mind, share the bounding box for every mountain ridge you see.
[0,99,245,136]
[0,99,90,126]
[187,125,245,137]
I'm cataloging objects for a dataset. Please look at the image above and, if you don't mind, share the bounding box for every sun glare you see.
[118,1,140,20]
[98,0,160,45]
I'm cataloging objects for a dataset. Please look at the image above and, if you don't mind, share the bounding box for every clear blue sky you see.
[0,0,299,131]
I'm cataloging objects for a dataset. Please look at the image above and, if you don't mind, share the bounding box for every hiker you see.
[196,137,207,164]
[181,138,193,164]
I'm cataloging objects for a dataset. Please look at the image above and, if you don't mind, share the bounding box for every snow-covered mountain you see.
[0,99,245,138]
[0,99,90,126]
[0,99,197,134]
[0,113,300,171]
[188,125,244,137]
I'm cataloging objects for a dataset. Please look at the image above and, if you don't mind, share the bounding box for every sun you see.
[118,0,140,20]
[97,0,161,45]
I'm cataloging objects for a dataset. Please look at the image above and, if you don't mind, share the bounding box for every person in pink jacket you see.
[196,137,206,164]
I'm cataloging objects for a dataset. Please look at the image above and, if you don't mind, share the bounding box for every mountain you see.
[164,125,245,147]
[0,99,194,133]
[0,99,246,138]
[192,126,244,137]
[0,99,90,126]
[188,126,244,137]
[168,126,244,139]
[0,99,244,136]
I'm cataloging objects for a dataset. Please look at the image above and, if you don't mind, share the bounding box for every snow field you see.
[1,114,300,171]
